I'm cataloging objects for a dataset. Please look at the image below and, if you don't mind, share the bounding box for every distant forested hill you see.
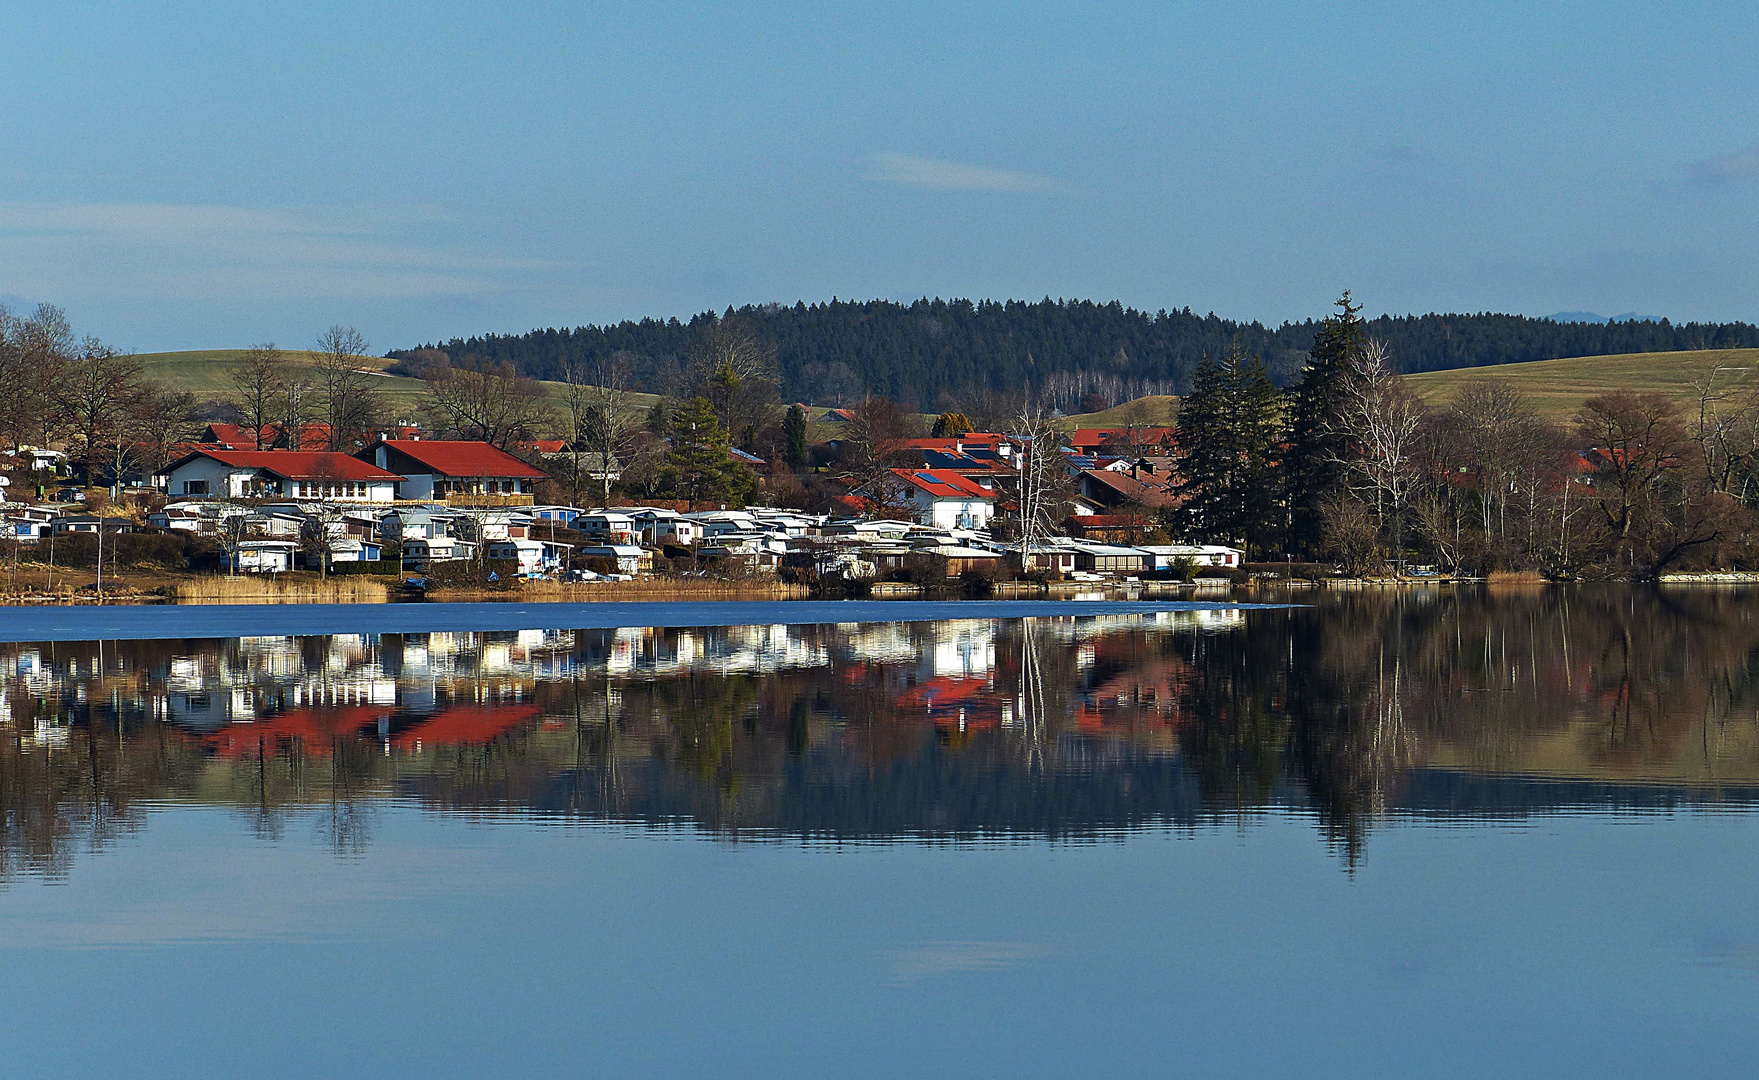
[402,299,1759,410]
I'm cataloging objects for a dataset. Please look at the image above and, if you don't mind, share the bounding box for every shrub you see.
[44,531,218,569]
[421,558,521,589]
[328,559,402,576]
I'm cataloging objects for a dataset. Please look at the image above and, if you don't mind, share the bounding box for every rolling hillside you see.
[132,349,660,420]
[1406,348,1759,418]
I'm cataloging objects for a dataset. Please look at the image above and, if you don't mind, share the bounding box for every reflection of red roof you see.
[390,703,540,750]
[366,439,548,479]
[168,448,403,482]
[896,676,1003,731]
[202,704,389,757]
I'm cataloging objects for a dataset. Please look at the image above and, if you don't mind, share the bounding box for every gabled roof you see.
[890,468,998,500]
[1081,467,1179,508]
[1071,426,1179,450]
[200,422,333,449]
[167,448,402,482]
[364,439,548,479]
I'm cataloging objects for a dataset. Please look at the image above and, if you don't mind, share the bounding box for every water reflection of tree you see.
[10,596,1759,876]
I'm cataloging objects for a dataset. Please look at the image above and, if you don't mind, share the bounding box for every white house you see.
[230,539,297,574]
[576,543,649,575]
[486,538,573,577]
[629,508,702,546]
[358,439,547,501]
[379,509,458,542]
[577,512,638,542]
[401,537,477,570]
[163,449,402,503]
[885,469,997,531]
[1139,544,1244,569]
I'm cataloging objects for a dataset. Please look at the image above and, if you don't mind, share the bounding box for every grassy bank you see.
[1406,347,1759,418]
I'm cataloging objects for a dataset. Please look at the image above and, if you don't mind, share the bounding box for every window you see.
[183,480,209,495]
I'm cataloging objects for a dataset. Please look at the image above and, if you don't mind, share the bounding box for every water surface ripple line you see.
[0,599,1293,643]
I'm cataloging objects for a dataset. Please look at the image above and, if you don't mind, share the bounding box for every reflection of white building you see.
[928,622,996,678]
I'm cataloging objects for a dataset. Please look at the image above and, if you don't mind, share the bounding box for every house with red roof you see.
[1070,426,1178,456]
[199,422,334,451]
[163,448,403,502]
[359,439,548,503]
[884,468,998,530]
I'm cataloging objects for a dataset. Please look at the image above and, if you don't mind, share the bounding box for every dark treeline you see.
[402,299,1759,409]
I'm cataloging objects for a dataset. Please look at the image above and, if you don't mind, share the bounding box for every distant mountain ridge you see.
[404,298,1759,408]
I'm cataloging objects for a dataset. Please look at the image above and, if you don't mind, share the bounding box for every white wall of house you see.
[913,491,994,531]
[232,542,294,573]
[487,539,548,576]
[166,457,256,498]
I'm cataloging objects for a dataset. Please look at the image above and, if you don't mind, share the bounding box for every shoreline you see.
[4,568,1757,606]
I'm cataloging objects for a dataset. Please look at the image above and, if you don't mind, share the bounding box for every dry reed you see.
[172,575,390,604]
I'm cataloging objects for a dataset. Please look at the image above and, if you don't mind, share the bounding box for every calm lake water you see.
[4,589,1759,1078]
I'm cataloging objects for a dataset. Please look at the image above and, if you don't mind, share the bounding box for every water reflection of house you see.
[390,702,540,752]
[927,622,995,678]
[895,675,1004,734]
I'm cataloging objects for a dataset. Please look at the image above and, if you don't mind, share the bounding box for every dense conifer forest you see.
[401,299,1759,409]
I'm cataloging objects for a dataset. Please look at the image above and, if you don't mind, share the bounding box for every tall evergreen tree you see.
[1174,341,1284,556]
[783,404,808,468]
[659,396,757,508]
[1285,293,1368,556]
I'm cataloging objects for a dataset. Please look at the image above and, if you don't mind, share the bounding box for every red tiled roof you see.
[890,468,997,500]
[169,448,402,482]
[1082,468,1179,508]
[519,439,568,455]
[201,422,332,449]
[1071,427,1179,450]
[367,439,548,479]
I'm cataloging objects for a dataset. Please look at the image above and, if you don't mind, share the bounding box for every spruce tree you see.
[783,404,808,468]
[1174,341,1284,556]
[1284,292,1367,556]
[659,396,757,508]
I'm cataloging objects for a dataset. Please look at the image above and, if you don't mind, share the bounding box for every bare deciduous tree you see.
[562,355,641,507]
[228,343,285,449]
[836,395,919,493]
[314,326,381,450]
[1686,357,1759,500]
[1011,404,1067,564]
[421,354,552,448]
[133,385,199,482]
[1324,340,1425,562]
[57,340,143,485]
[0,304,75,451]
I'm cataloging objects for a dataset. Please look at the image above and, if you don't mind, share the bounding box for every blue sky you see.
[2,1,1756,353]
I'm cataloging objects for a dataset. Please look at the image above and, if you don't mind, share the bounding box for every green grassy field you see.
[1406,348,1759,418]
[1054,394,1179,432]
[133,349,661,422]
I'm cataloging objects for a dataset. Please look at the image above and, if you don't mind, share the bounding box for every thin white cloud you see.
[0,200,552,300]
[1686,143,1759,184]
[867,152,1064,194]
[884,940,1046,984]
